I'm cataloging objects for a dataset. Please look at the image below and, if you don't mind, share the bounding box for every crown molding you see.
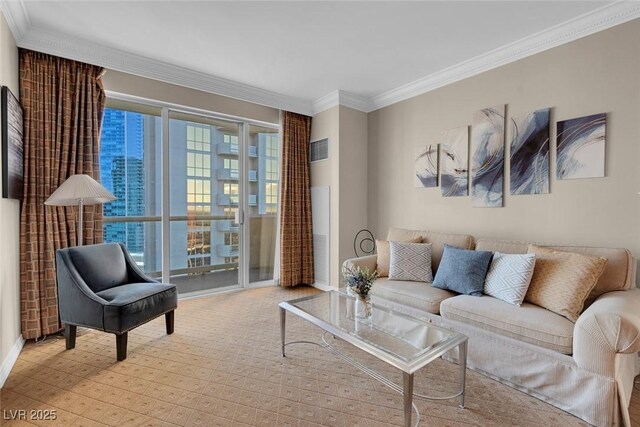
[0,0,29,41]
[311,91,340,115]
[3,1,640,117]
[312,90,373,114]
[369,1,640,112]
[15,26,314,116]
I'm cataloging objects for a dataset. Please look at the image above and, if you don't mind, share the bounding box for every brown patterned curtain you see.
[20,49,106,339]
[279,111,314,287]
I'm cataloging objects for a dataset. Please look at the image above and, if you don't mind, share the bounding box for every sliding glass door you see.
[100,98,279,294]
[168,112,242,293]
[100,100,163,279]
[247,124,279,284]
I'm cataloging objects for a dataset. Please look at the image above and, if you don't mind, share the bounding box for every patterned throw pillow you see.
[389,241,433,282]
[376,237,421,277]
[432,245,493,296]
[525,245,607,322]
[484,252,536,306]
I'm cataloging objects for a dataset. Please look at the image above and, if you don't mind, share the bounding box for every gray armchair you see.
[56,242,177,361]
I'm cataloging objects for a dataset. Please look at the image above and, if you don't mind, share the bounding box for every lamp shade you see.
[45,174,116,206]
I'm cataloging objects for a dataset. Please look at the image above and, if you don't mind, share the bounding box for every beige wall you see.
[310,106,340,286]
[0,11,21,378]
[102,70,280,124]
[367,19,640,277]
[338,106,368,273]
[311,106,368,287]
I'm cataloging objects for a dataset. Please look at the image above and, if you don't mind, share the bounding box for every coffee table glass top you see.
[280,290,466,373]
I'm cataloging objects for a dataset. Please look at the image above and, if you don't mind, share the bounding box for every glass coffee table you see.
[279,290,468,427]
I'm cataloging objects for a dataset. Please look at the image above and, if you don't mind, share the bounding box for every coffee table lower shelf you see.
[279,304,467,427]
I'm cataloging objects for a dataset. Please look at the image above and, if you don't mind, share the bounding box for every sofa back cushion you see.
[387,228,475,273]
[67,243,129,293]
[475,239,636,301]
[525,245,607,322]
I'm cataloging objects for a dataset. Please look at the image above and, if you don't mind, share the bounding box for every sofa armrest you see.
[56,250,108,329]
[342,255,377,273]
[573,289,640,375]
[119,243,158,283]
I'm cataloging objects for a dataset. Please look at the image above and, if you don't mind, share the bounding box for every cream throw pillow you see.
[525,245,607,322]
[376,237,421,277]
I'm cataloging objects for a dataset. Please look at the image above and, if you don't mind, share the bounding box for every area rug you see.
[2,285,638,426]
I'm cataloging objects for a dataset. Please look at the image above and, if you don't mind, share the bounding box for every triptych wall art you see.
[509,108,550,195]
[414,106,606,208]
[471,105,505,208]
[440,126,469,197]
[414,144,439,188]
[556,113,606,179]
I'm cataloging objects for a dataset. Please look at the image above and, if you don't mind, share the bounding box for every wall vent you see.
[311,186,330,286]
[310,138,329,162]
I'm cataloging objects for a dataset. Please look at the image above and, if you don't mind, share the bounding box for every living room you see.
[1,1,639,426]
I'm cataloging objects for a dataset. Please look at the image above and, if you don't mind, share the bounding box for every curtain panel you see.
[279,111,314,287]
[20,49,107,339]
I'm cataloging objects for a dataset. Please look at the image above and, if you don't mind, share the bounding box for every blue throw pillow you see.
[432,245,493,296]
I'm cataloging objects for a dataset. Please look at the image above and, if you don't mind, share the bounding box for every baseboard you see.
[311,282,333,292]
[0,335,25,387]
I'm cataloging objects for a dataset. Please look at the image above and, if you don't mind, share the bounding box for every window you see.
[223,183,239,204]
[102,99,279,290]
[100,101,162,275]
[187,152,210,177]
[187,124,211,151]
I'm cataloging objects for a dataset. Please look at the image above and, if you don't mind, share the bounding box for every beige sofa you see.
[344,228,640,427]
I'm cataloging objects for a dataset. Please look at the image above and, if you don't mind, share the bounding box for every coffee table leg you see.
[280,307,286,357]
[403,372,414,427]
[459,339,467,408]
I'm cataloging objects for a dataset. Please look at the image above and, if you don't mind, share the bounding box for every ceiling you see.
[3,1,640,115]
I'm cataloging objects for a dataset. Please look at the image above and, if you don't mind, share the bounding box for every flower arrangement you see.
[342,265,379,298]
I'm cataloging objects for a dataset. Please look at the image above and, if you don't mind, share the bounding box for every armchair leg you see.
[116,332,128,361]
[65,324,77,350]
[165,311,175,335]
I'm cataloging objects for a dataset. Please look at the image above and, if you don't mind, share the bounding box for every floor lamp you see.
[45,174,116,247]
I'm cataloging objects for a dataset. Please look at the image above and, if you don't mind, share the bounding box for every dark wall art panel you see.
[556,113,606,179]
[510,108,550,195]
[2,86,24,200]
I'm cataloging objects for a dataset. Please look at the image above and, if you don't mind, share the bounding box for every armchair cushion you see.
[97,282,177,333]
[67,243,129,293]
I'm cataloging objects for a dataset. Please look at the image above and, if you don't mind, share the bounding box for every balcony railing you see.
[217,168,239,181]
[102,214,278,288]
[217,143,239,156]
[217,143,258,158]
[217,168,258,181]
[217,244,239,257]
[217,194,239,206]
[217,219,239,232]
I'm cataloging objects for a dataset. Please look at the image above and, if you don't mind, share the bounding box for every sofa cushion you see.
[389,241,433,282]
[433,245,493,296]
[484,252,536,306]
[440,295,575,354]
[525,245,607,322]
[376,237,421,277]
[371,278,455,314]
[475,238,635,302]
[97,282,177,333]
[387,228,474,273]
